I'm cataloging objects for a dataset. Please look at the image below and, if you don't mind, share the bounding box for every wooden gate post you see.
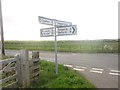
[29,51,40,83]
[20,50,30,88]
[16,54,22,87]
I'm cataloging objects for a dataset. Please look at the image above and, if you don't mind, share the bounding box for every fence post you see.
[32,51,39,59]
[30,51,40,83]
[19,50,30,88]
[16,54,22,87]
[16,50,40,88]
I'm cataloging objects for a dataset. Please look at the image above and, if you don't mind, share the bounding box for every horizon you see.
[4,38,119,41]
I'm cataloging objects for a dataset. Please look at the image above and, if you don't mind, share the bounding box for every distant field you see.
[4,40,119,53]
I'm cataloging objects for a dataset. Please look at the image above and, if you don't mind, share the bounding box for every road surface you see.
[5,50,119,88]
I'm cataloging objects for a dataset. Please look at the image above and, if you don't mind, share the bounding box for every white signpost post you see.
[38,16,77,76]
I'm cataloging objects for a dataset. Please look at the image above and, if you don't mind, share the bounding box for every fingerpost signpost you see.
[38,16,77,76]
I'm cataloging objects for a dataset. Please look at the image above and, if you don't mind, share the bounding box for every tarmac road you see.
[5,50,119,88]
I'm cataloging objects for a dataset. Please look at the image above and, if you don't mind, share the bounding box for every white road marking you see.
[109,72,120,76]
[63,65,120,76]
[72,53,77,55]
[74,66,87,71]
[110,70,120,73]
[90,67,104,74]
[92,68,104,71]
[76,66,87,69]
[109,70,120,76]
[73,68,85,71]
[64,64,73,68]
[90,70,103,74]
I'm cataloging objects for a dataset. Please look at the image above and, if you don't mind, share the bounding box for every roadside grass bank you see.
[0,55,14,60]
[5,40,119,53]
[32,60,95,88]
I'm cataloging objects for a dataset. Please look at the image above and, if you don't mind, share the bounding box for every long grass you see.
[32,60,95,88]
[4,40,119,53]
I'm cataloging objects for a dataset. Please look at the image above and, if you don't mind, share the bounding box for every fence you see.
[0,50,40,89]
[0,58,17,88]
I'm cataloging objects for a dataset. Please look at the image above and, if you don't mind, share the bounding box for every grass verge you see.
[0,55,14,60]
[32,60,95,88]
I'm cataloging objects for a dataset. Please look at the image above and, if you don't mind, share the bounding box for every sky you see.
[1,0,119,41]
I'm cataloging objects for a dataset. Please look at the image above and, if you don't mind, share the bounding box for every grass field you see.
[4,39,119,53]
[32,60,95,88]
